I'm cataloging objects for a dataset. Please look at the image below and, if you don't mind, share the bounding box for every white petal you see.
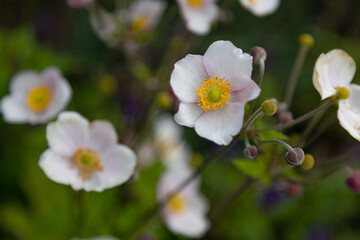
[88,120,118,152]
[313,49,356,100]
[155,113,183,141]
[161,142,192,171]
[170,54,208,103]
[46,111,90,157]
[98,144,137,189]
[0,96,31,123]
[346,84,360,113]
[177,0,219,35]
[203,40,253,85]
[174,102,204,127]
[9,70,41,98]
[165,210,210,238]
[338,101,360,142]
[39,149,78,185]
[240,0,280,17]
[194,102,245,145]
[231,78,261,103]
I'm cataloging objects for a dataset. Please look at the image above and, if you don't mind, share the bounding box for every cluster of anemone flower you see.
[1,0,360,239]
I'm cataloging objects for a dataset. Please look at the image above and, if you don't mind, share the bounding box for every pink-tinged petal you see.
[338,101,360,142]
[165,210,210,238]
[88,120,118,152]
[46,111,89,157]
[177,0,219,35]
[98,144,137,189]
[346,84,360,113]
[231,79,261,103]
[0,96,31,124]
[39,149,78,185]
[174,103,204,127]
[129,0,167,31]
[170,54,208,103]
[194,102,245,145]
[240,0,280,17]
[10,70,41,100]
[313,49,356,100]
[203,41,253,84]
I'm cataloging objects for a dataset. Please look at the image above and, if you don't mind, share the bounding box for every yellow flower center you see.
[27,85,52,112]
[73,148,103,180]
[249,0,257,3]
[196,76,231,112]
[187,0,204,8]
[132,15,149,32]
[167,194,187,214]
[336,86,350,100]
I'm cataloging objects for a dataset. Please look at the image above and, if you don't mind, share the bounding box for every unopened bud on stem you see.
[250,46,267,65]
[261,100,277,116]
[300,154,315,170]
[285,148,305,166]
[347,171,360,193]
[243,145,258,160]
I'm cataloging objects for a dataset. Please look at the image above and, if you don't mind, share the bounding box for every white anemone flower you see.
[313,49,359,141]
[0,67,72,124]
[157,168,209,238]
[127,0,167,33]
[177,0,219,36]
[39,111,136,192]
[170,40,261,145]
[239,0,280,17]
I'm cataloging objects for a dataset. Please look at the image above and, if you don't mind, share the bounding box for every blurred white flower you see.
[127,0,167,33]
[313,49,360,141]
[239,0,280,17]
[157,168,209,238]
[67,0,93,9]
[0,67,72,124]
[177,0,219,35]
[39,111,136,192]
[170,40,261,145]
[154,114,192,170]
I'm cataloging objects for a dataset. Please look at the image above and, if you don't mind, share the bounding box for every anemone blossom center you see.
[196,76,231,112]
[73,148,103,180]
[187,0,204,8]
[132,15,149,32]
[27,85,52,112]
[167,194,187,214]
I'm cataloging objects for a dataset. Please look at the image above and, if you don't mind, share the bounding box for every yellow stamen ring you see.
[27,85,52,112]
[167,194,187,214]
[196,76,231,112]
[187,0,204,8]
[73,148,103,180]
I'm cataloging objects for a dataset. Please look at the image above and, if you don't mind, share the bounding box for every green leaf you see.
[233,157,273,186]
[258,130,288,140]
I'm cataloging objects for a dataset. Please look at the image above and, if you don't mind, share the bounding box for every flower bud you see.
[277,111,293,124]
[156,92,173,109]
[346,172,360,193]
[300,154,315,170]
[283,182,304,198]
[243,145,258,160]
[250,46,267,65]
[261,100,277,116]
[336,86,350,100]
[298,33,314,47]
[99,75,118,96]
[284,148,304,166]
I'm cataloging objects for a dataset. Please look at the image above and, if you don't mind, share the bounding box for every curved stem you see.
[255,99,335,132]
[296,165,353,185]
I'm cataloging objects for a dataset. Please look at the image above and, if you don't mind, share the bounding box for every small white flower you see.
[239,0,280,17]
[313,49,360,141]
[177,0,219,35]
[157,168,209,238]
[0,67,72,124]
[39,111,137,192]
[170,40,261,145]
[154,114,192,170]
[127,0,167,33]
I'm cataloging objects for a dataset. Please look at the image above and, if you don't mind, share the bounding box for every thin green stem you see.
[255,99,335,132]
[296,165,353,185]
[285,45,310,108]
[243,108,263,130]
[296,108,325,147]
[248,59,266,115]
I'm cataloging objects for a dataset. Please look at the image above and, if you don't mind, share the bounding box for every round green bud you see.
[156,92,173,109]
[208,88,222,103]
[300,154,315,170]
[261,100,277,116]
[298,33,315,47]
[190,152,203,168]
[336,86,350,100]
[99,75,118,96]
